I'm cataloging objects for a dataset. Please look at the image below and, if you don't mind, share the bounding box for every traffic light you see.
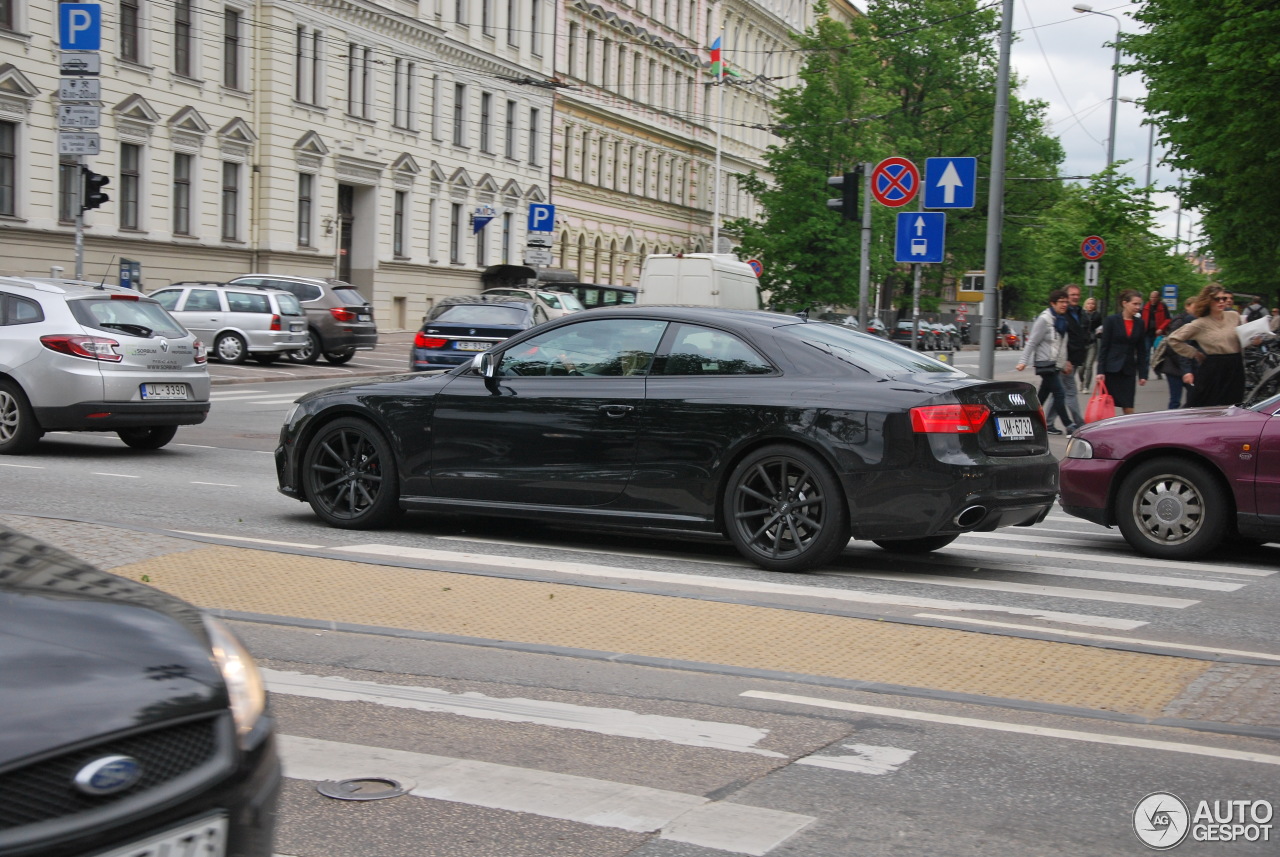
[82,168,110,211]
[826,169,860,221]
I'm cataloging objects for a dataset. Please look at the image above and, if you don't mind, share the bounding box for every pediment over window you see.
[525,185,547,203]
[428,161,450,182]
[0,64,39,99]
[500,179,522,199]
[294,130,328,156]
[449,167,473,188]
[475,173,500,194]
[168,106,211,134]
[217,117,258,145]
[391,153,420,174]
[114,94,160,123]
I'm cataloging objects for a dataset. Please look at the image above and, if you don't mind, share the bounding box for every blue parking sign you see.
[60,4,102,51]
[894,212,946,264]
[527,203,555,233]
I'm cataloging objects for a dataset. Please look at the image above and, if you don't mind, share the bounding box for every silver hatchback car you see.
[150,283,308,364]
[0,277,211,453]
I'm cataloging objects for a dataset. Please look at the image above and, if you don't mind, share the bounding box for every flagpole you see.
[711,30,724,253]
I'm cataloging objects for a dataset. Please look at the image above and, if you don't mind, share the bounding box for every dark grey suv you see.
[226,275,377,364]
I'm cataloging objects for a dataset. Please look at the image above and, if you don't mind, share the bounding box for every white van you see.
[637,254,761,309]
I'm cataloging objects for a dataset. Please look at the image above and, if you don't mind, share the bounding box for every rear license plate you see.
[290,323,304,332]
[91,814,227,857]
[995,415,1035,440]
[357,313,371,322]
[141,383,189,400]
[454,341,491,352]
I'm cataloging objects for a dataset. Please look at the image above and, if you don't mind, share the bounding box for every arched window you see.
[576,233,587,280]
[592,236,603,282]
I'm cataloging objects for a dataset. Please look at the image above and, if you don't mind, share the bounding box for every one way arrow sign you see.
[924,157,977,209]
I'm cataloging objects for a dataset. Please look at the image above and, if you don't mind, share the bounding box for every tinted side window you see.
[4,295,45,325]
[150,289,181,310]
[332,286,370,306]
[498,318,666,377]
[227,291,271,313]
[658,324,773,376]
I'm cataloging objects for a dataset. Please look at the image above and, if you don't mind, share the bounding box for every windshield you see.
[784,322,964,375]
[332,286,371,306]
[277,293,304,316]
[71,296,187,338]
[431,304,528,325]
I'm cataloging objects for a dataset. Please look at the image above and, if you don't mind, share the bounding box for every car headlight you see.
[283,402,300,426]
[204,616,266,747]
[1064,437,1094,459]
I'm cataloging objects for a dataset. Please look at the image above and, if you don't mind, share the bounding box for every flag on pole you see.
[709,36,722,76]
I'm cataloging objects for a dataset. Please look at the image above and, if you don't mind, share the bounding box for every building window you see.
[120,143,141,229]
[567,24,578,78]
[454,0,467,25]
[530,0,541,55]
[221,161,239,240]
[173,153,192,235]
[58,159,78,222]
[0,121,14,216]
[528,107,540,166]
[393,190,407,256]
[431,74,442,140]
[481,0,493,35]
[393,59,417,129]
[347,44,372,118]
[501,212,511,263]
[0,0,13,31]
[585,31,595,84]
[295,28,324,104]
[602,40,612,88]
[449,203,463,264]
[506,0,517,45]
[479,92,492,153]
[617,46,626,94]
[297,173,313,246]
[174,0,193,76]
[476,218,488,266]
[504,99,516,159]
[120,0,140,62]
[223,8,242,88]
[452,84,466,146]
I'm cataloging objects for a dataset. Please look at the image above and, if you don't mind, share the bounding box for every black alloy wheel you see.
[872,534,959,553]
[1115,457,1228,559]
[724,444,850,572]
[303,417,403,528]
[324,348,356,365]
[0,380,41,455]
[287,330,323,364]
[117,425,179,450]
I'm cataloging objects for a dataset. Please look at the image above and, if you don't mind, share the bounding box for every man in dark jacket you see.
[1060,284,1092,430]
[1141,290,1171,351]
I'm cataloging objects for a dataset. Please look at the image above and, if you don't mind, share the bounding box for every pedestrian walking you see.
[1154,297,1197,408]
[1079,296,1101,390]
[1060,284,1091,429]
[1096,289,1149,415]
[1166,284,1249,407]
[1243,298,1268,323]
[1015,289,1075,435]
[1141,290,1171,353]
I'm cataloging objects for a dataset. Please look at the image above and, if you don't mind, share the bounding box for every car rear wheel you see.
[117,425,179,450]
[324,348,356,365]
[724,444,850,572]
[303,417,403,528]
[214,332,248,364]
[872,534,959,553]
[1116,458,1228,559]
[287,331,322,364]
[0,381,41,455]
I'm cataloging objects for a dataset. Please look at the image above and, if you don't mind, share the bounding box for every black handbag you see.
[1033,360,1059,376]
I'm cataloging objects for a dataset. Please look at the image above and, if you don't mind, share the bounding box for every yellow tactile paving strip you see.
[115,546,1210,717]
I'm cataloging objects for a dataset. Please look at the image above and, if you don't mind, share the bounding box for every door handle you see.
[599,404,634,418]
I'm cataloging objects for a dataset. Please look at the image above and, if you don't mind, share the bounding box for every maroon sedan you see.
[1059,399,1280,559]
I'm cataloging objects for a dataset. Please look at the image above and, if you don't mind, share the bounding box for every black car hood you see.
[0,526,224,766]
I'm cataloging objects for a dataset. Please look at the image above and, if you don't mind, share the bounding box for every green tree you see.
[1120,1,1280,294]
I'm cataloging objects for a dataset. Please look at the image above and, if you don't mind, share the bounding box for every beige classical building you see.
[0,0,854,324]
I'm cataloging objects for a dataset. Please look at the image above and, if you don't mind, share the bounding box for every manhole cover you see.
[316,776,414,801]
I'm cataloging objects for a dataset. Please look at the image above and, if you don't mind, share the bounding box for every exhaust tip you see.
[954,505,987,529]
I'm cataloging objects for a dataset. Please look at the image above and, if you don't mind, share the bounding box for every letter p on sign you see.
[60,4,102,50]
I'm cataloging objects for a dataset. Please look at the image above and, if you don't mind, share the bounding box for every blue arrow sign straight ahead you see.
[895,212,946,264]
[60,3,102,51]
[923,158,977,209]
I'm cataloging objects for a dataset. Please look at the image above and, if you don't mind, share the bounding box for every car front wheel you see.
[1115,458,1228,559]
[302,417,403,528]
[0,380,41,454]
[724,444,850,572]
[287,331,322,364]
[117,425,179,450]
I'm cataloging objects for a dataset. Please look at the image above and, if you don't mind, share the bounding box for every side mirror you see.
[475,351,497,379]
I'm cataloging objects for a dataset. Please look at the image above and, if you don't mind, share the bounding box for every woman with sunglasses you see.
[1166,284,1247,407]
[1096,289,1149,415]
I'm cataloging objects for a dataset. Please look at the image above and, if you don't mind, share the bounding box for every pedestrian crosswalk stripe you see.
[942,541,1275,577]
[263,669,785,756]
[845,557,1242,591]
[830,571,1199,607]
[795,744,915,775]
[279,735,815,855]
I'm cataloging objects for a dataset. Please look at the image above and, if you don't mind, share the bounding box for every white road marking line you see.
[190,481,238,487]
[174,443,220,449]
[741,691,1280,766]
[828,571,1198,608]
[209,389,272,398]
[0,462,43,469]
[91,472,139,478]
[174,531,323,548]
[279,735,813,856]
[436,534,748,567]
[795,744,915,775]
[263,669,784,756]
[335,543,1147,630]
[911,614,1280,663]
[892,561,1239,592]
[237,398,304,405]
[940,542,1275,577]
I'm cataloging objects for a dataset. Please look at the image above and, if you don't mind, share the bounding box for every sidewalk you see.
[3,511,1277,739]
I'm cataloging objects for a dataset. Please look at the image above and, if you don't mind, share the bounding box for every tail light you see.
[330,308,358,323]
[270,313,282,331]
[910,404,990,434]
[194,339,208,364]
[40,334,122,362]
[414,332,448,349]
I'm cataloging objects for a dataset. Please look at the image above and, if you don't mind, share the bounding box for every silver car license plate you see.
[91,814,227,857]
[291,323,304,332]
[141,383,189,400]
[357,313,371,322]
[454,341,491,352]
[995,415,1034,440]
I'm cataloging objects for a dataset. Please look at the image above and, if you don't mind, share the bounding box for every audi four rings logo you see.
[1009,394,1026,406]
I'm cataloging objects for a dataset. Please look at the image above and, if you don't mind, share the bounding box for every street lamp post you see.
[1118,94,1155,189]
[1072,3,1122,168]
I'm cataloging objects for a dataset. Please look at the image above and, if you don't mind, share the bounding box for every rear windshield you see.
[71,296,187,338]
[332,286,371,307]
[430,304,528,325]
[784,322,962,375]
[277,293,304,315]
